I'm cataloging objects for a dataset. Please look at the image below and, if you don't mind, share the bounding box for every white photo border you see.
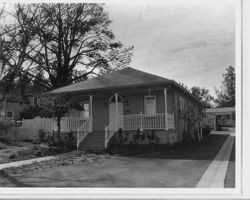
[0,0,248,199]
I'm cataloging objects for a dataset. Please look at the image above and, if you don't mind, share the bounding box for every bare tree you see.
[0,4,38,114]
[11,3,134,90]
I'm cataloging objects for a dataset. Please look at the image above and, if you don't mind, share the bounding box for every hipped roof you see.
[49,67,201,104]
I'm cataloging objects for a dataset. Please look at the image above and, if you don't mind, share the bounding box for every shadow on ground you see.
[0,170,30,187]
[113,134,230,161]
[224,140,235,188]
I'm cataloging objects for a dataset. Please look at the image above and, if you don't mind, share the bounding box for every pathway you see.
[196,133,235,187]
[0,156,57,170]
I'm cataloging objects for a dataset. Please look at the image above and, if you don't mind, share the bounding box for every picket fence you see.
[20,117,83,140]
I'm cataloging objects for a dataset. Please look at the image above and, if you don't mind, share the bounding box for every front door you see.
[144,95,156,115]
[109,94,124,129]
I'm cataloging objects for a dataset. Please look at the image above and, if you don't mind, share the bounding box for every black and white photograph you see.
[0,0,248,199]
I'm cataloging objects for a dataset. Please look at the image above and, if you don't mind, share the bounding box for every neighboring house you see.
[50,67,203,151]
[0,87,44,121]
[204,107,235,130]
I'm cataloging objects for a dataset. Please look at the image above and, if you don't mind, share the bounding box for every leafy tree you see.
[42,93,82,143]
[2,3,133,90]
[190,86,214,108]
[215,66,235,107]
[19,103,54,120]
[179,82,189,91]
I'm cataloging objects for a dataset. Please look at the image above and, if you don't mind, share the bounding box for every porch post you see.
[213,114,216,131]
[164,88,168,130]
[89,95,93,132]
[115,93,118,131]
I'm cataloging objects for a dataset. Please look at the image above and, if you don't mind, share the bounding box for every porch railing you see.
[77,119,90,150]
[104,112,175,149]
[121,113,175,131]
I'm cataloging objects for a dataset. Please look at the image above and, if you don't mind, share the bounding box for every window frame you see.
[33,97,40,106]
[6,110,14,120]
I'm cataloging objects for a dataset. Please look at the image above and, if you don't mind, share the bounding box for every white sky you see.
[105,0,236,97]
[0,0,236,97]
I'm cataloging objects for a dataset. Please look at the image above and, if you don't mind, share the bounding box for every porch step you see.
[78,131,105,152]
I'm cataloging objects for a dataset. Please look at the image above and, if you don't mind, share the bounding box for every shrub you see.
[146,130,160,144]
[8,153,17,159]
[64,131,75,148]
[20,106,53,119]
[38,129,46,142]
[47,131,55,146]
[202,126,211,138]
[0,142,6,149]
[182,132,195,145]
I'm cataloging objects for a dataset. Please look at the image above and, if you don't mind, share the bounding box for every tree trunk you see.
[57,116,62,145]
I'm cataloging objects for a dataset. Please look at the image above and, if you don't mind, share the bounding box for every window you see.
[232,113,235,120]
[33,97,40,106]
[144,95,156,115]
[6,111,14,119]
[179,96,186,117]
[80,102,90,119]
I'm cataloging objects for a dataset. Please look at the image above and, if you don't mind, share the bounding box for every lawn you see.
[0,133,230,187]
[0,140,73,165]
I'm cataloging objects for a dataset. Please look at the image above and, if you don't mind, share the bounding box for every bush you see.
[64,131,75,148]
[20,106,53,119]
[8,153,17,159]
[202,126,211,138]
[182,132,195,145]
[0,121,15,130]
[38,129,46,142]
[0,142,6,149]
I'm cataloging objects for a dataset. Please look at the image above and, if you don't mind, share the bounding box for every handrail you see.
[104,117,118,149]
[77,119,90,150]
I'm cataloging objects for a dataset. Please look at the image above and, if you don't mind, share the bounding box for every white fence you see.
[20,117,84,140]
[105,112,175,148]
[120,113,175,131]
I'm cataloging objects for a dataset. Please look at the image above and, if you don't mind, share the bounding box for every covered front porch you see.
[76,87,176,150]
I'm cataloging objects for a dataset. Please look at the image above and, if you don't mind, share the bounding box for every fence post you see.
[164,88,168,131]
[172,112,175,130]
[51,118,54,132]
[42,118,45,130]
[104,126,108,149]
[77,128,79,150]
[140,111,143,132]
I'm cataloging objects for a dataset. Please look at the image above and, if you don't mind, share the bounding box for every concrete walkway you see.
[196,133,235,188]
[0,156,57,170]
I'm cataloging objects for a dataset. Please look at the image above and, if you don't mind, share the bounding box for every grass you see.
[0,133,230,187]
[0,140,74,164]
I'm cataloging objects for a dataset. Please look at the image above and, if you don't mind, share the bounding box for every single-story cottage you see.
[50,67,203,151]
[204,107,235,130]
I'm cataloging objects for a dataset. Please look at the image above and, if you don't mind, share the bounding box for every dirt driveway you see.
[0,133,231,187]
